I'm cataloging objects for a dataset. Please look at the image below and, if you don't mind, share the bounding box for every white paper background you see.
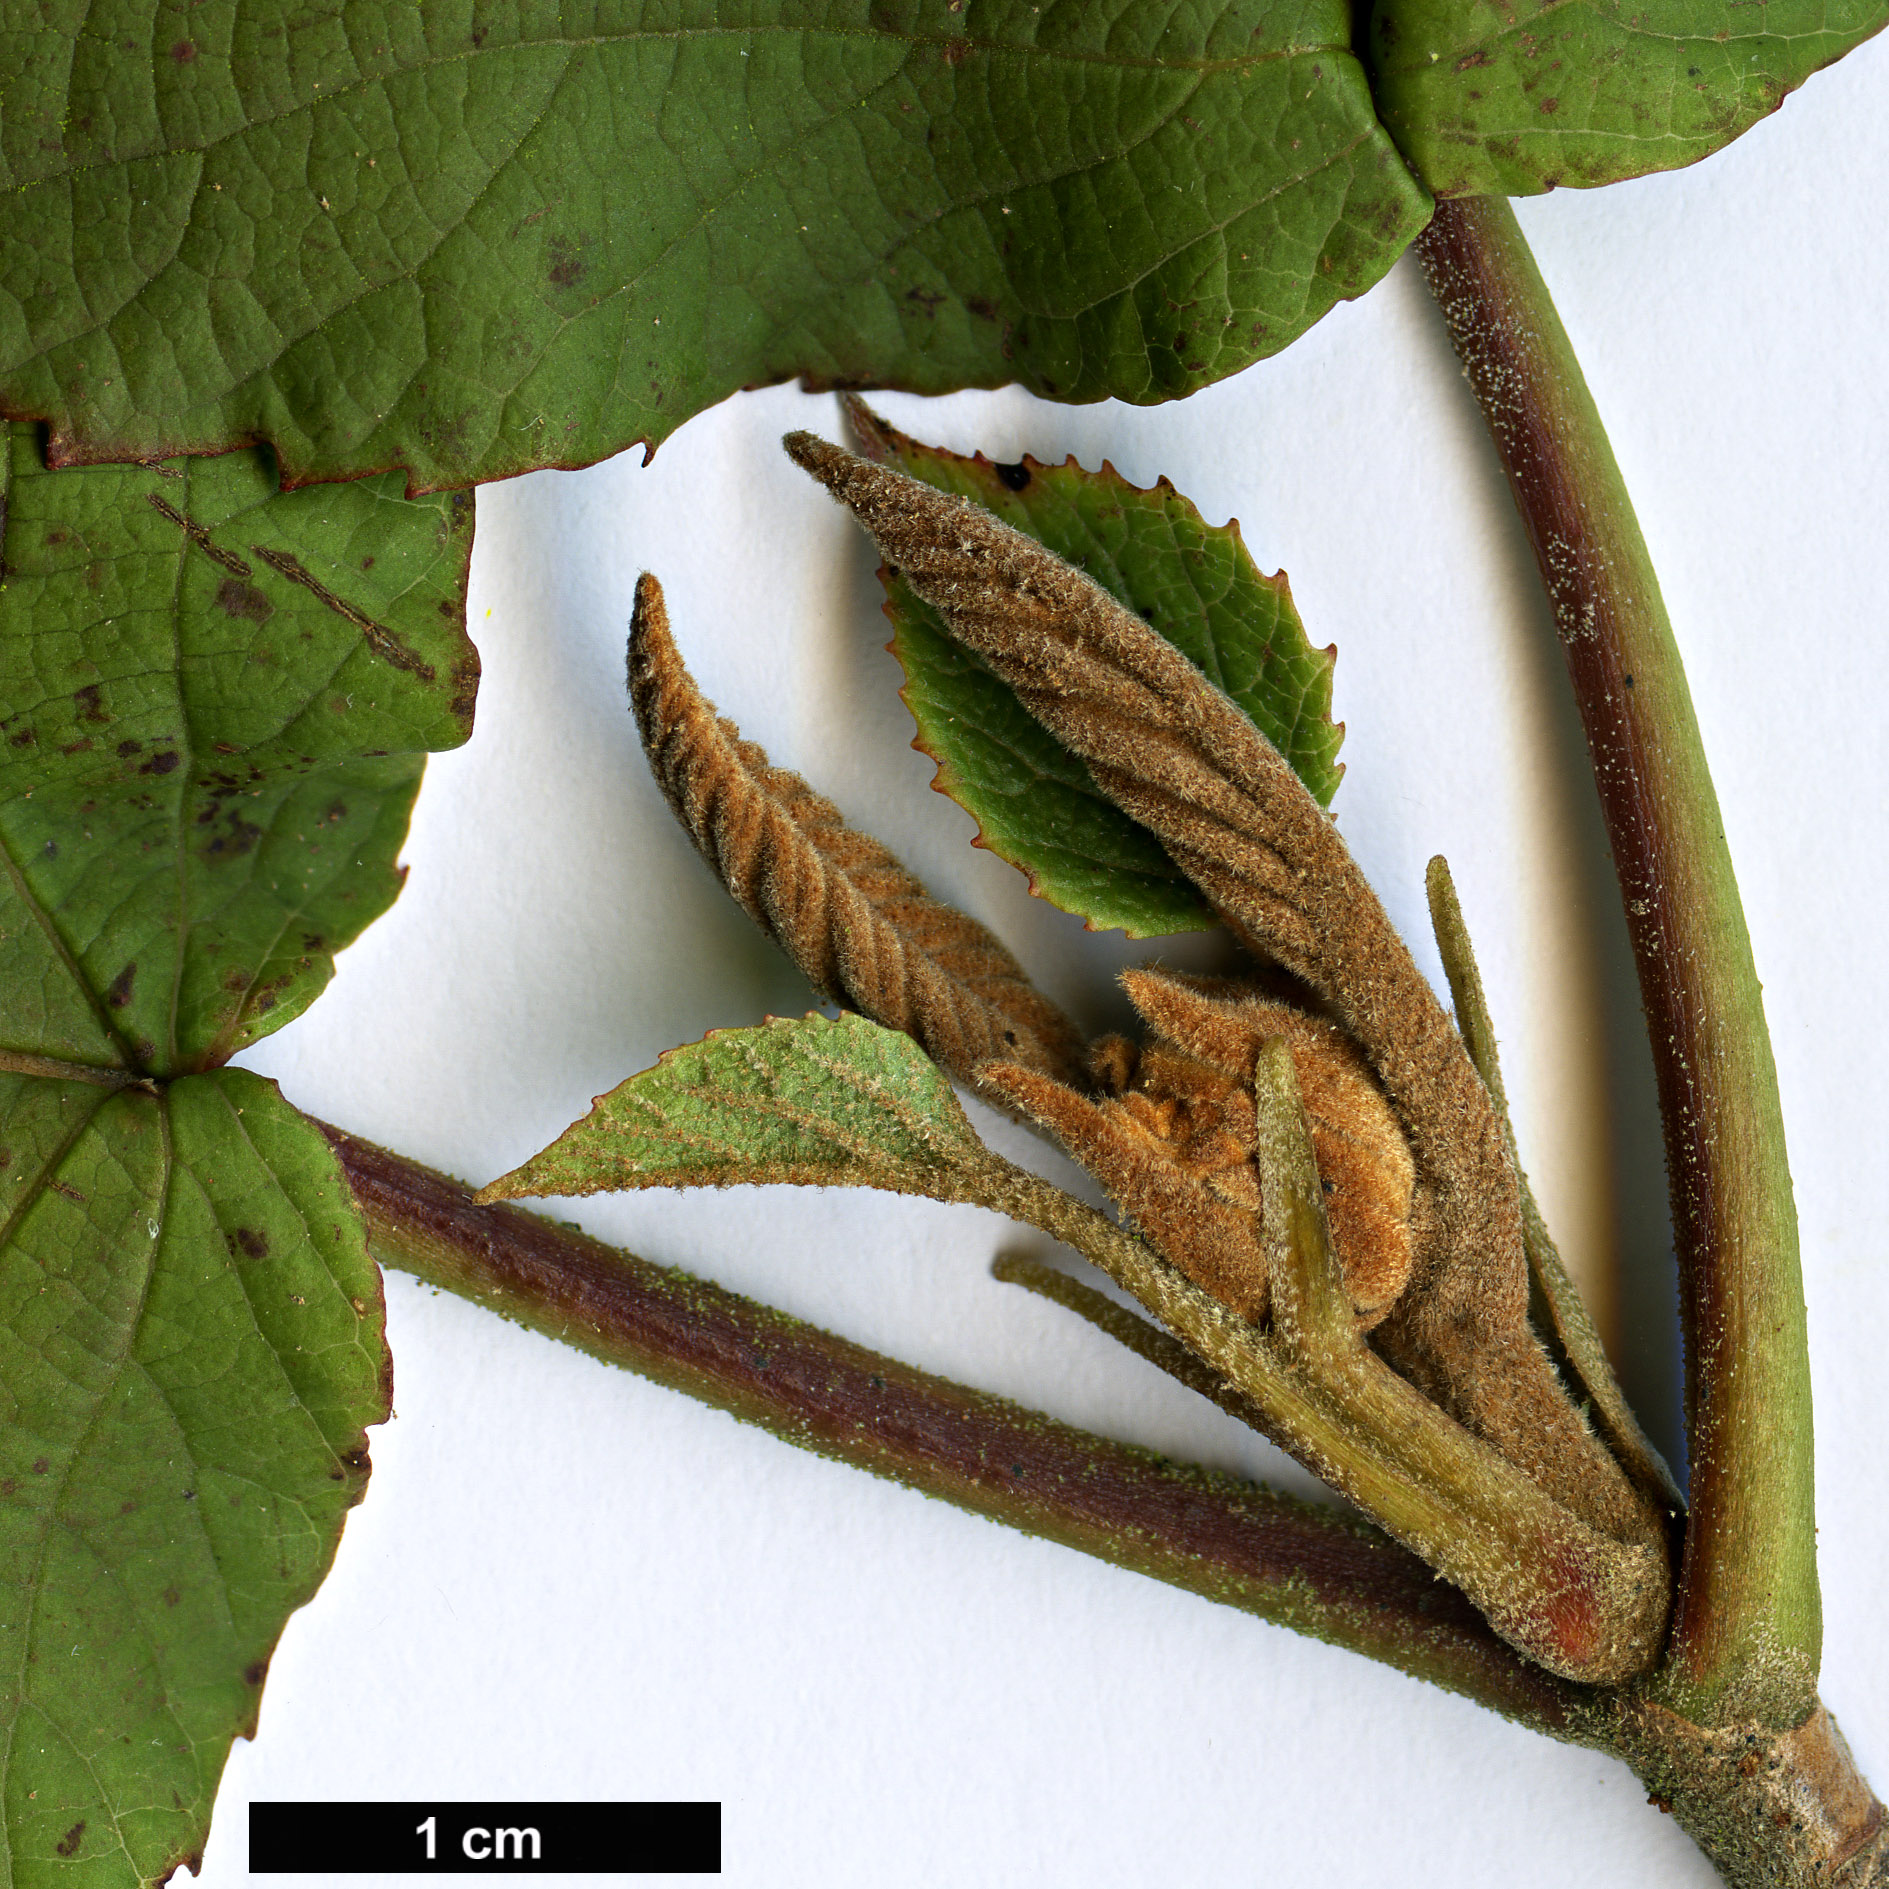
[191,37,1889,1887]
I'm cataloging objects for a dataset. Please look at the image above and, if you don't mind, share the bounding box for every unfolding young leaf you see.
[1368,0,1889,197]
[848,400,1342,937]
[787,434,1662,1557]
[0,431,470,1883]
[630,574,1085,1094]
[480,1012,998,1205]
[0,0,1431,488]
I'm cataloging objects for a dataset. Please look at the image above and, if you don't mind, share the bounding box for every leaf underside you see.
[481,1011,994,1205]
[0,428,475,1885]
[849,400,1343,937]
[1368,0,1889,197]
[0,0,1432,489]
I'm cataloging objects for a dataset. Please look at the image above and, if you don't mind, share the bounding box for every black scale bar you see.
[249,1802,720,1874]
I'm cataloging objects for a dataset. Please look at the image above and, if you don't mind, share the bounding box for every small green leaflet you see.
[0,1070,386,1888]
[1368,0,1889,196]
[850,400,1342,938]
[0,0,1430,488]
[0,431,475,1885]
[0,426,476,1076]
[481,1013,995,1205]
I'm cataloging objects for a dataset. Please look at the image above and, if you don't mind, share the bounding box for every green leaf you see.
[481,1012,998,1204]
[1367,0,1889,196]
[850,400,1342,937]
[0,1066,388,1888]
[0,0,1431,488]
[0,430,466,1881]
[0,423,476,1078]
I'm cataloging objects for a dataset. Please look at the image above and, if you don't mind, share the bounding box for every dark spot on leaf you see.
[31,1458,49,1475]
[182,1488,196,1500]
[7,727,34,748]
[106,961,136,1008]
[170,39,197,62]
[60,737,93,756]
[0,1149,8,1169]
[1540,96,1559,112]
[1455,48,1491,68]
[993,461,1030,493]
[215,577,274,623]
[547,235,586,289]
[233,1227,270,1259]
[116,738,143,757]
[73,683,107,723]
[42,840,56,860]
[966,296,998,322]
[942,35,970,63]
[140,750,181,775]
[205,814,263,860]
[163,1586,181,1607]
[360,554,375,570]
[55,1824,84,1859]
[245,1658,270,1686]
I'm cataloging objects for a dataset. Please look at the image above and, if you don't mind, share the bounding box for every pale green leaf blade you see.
[0,424,476,1076]
[1368,0,1889,196]
[481,1013,995,1204]
[0,0,1431,488]
[851,401,1341,937]
[0,1067,389,1888]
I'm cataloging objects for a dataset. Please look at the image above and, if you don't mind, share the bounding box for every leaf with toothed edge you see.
[847,399,1344,938]
[0,425,465,1883]
[0,0,1431,489]
[0,423,477,1078]
[1368,0,1889,198]
[480,1012,1001,1206]
[0,1067,389,1889]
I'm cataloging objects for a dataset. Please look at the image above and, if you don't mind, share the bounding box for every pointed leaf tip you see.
[793,410,1343,937]
[480,1013,1003,1207]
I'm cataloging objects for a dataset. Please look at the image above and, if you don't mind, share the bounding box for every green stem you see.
[317,1120,1579,1733]
[1413,196,1817,1727]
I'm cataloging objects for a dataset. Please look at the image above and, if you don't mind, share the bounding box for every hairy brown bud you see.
[786,430,1663,1553]
[988,970,1415,1327]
